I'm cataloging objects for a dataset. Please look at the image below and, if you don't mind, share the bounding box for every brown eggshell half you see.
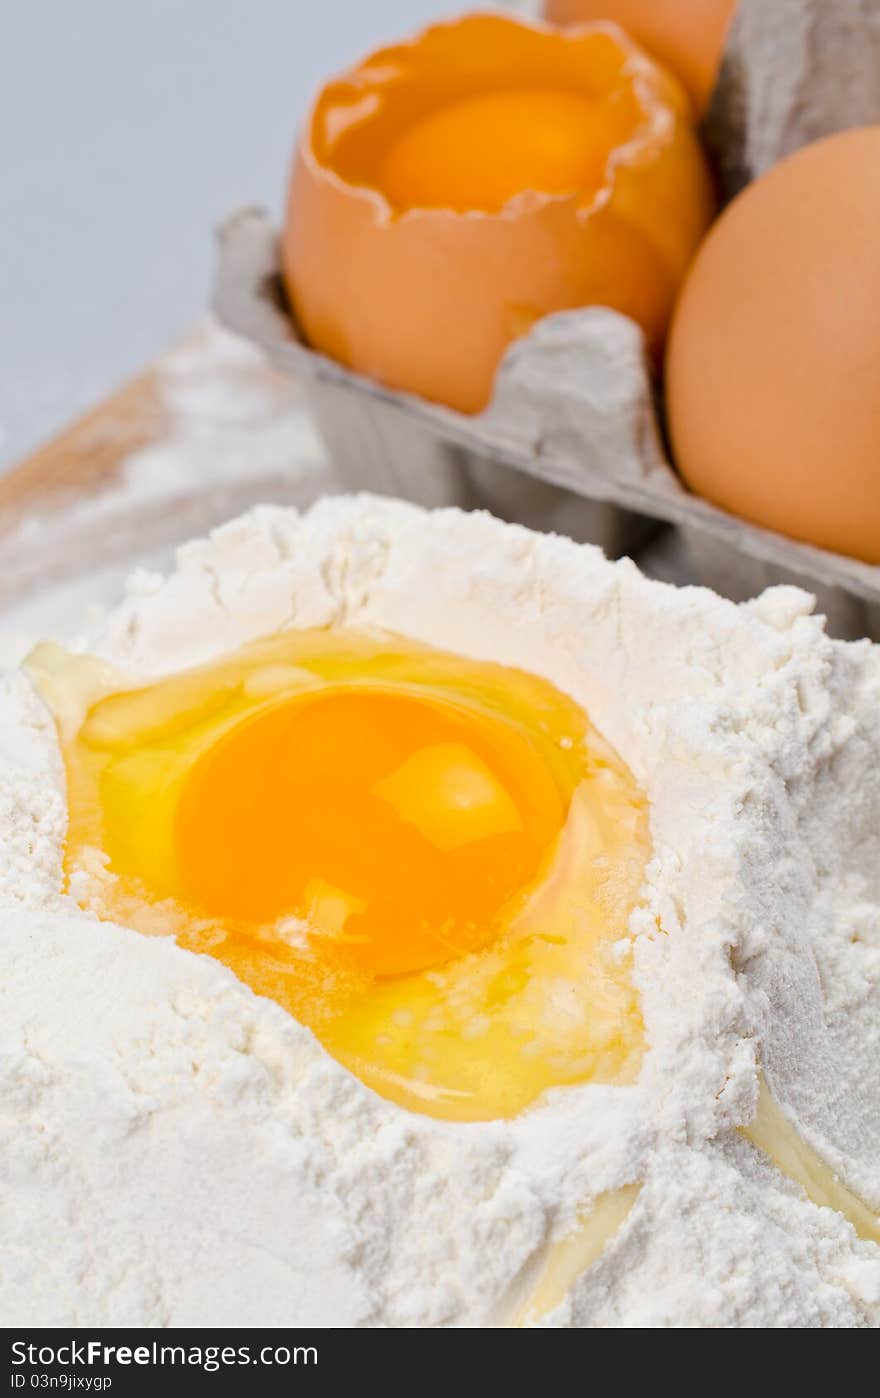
[283,13,715,414]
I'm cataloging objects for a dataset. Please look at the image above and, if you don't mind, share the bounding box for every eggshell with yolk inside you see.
[282,13,716,414]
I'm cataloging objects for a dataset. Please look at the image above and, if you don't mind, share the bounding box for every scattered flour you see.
[1,493,878,1327]
[0,324,332,668]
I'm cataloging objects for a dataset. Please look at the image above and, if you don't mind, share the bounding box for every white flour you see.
[1,494,878,1328]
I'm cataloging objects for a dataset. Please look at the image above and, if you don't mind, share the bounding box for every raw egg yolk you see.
[31,627,650,1122]
[383,88,622,213]
[176,688,564,976]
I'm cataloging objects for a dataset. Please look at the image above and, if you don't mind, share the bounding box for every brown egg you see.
[666,127,880,565]
[283,13,715,415]
[543,0,737,115]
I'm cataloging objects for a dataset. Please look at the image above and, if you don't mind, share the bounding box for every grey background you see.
[1,0,510,471]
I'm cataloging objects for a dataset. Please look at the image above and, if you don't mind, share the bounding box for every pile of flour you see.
[1,494,878,1327]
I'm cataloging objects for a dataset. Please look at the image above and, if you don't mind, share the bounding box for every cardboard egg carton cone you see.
[212,1,880,640]
[705,0,880,196]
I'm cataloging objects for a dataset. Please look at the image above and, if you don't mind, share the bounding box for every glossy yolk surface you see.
[177,688,565,976]
[382,87,631,213]
[30,627,650,1122]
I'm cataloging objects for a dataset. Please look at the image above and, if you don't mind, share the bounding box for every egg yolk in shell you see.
[30,628,650,1122]
[285,14,716,413]
[382,88,630,214]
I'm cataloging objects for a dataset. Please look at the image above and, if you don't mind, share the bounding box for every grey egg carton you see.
[213,207,880,641]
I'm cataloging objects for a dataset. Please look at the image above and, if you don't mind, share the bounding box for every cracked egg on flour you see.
[4,496,880,1328]
[30,625,649,1124]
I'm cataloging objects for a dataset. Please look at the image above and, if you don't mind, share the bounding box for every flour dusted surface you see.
[1,495,878,1327]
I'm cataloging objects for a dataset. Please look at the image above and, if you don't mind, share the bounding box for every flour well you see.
[1,495,878,1327]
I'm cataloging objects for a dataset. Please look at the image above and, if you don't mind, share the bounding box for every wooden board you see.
[0,341,334,615]
[0,367,166,536]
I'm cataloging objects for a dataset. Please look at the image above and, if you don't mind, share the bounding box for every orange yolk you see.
[177,688,565,976]
[30,627,650,1122]
[382,87,625,213]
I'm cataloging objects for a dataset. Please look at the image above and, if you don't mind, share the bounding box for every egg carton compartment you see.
[213,207,880,641]
[302,371,649,559]
[213,207,662,561]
